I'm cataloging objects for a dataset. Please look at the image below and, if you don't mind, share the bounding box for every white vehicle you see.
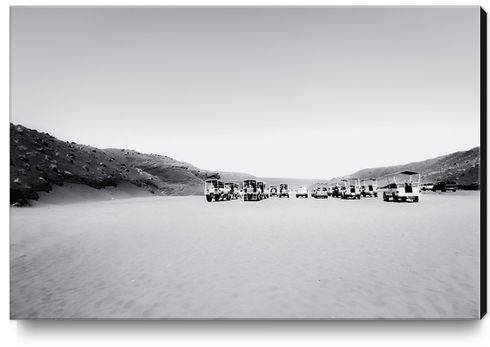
[360,178,378,198]
[205,179,230,202]
[340,178,361,199]
[382,171,421,202]
[296,186,308,198]
[243,179,261,201]
[263,184,270,199]
[312,186,329,199]
[421,183,434,191]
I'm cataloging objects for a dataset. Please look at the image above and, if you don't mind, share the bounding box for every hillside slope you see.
[344,147,480,187]
[10,123,254,205]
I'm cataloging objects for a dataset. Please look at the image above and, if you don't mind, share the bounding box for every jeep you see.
[296,186,308,198]
[312,186,329,199]
[382,171,421,202]
[205,179,230,202]
[243,179,261,201]
[360,178,378,197]
[279,183,290,198]
[432,181,457,192]
[340,178,361,199]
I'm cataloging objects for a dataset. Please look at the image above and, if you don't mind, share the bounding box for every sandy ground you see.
[10,187,480,319]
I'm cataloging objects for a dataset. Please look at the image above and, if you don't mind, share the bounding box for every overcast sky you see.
[10,6,481,179]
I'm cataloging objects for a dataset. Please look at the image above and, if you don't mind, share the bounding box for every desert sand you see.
[10,185,480,319]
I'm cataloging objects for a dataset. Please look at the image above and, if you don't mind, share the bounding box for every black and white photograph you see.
[9,5,483,323]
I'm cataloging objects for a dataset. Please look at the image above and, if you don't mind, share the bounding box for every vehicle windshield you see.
[244,181,256,188]
[206,181,217,188]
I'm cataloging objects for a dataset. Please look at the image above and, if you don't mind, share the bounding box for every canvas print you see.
[10,6,483,319]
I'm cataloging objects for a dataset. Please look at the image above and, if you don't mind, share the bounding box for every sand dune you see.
[10,190,480,319]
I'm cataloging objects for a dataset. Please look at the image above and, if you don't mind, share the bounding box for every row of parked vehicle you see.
[204,171,456,203]
[420,181,457,192]
[204,178,380,202]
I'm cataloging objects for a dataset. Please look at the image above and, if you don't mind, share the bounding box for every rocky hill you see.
[10,123,254,206]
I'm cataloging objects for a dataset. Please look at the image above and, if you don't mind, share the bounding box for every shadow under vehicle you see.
[382,171,421,202]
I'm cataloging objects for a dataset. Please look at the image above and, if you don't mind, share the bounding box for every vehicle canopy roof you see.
[341,178,359,183]
[393,170,420,175]
[205,178,220,183]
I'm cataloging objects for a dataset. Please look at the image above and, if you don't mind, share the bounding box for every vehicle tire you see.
[383,193,388,201]
[393,194,398,202]
[357,195,361,199]
[215,195,220,202]
[374,193,378,197]
[401,197,407,202]
[206,195,212,202]
[414,197,419,202]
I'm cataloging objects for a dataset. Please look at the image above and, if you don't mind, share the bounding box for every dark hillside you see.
[10,124,241,205]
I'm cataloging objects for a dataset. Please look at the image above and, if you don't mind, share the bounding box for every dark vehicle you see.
[225,182,240,199]
[270,185,278,197]
[279,184,290,198]
[432,181,457,192]
[329,182,340,198]
[243,179,261,201]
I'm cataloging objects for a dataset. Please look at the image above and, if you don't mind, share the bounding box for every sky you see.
[10,6,481,179]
